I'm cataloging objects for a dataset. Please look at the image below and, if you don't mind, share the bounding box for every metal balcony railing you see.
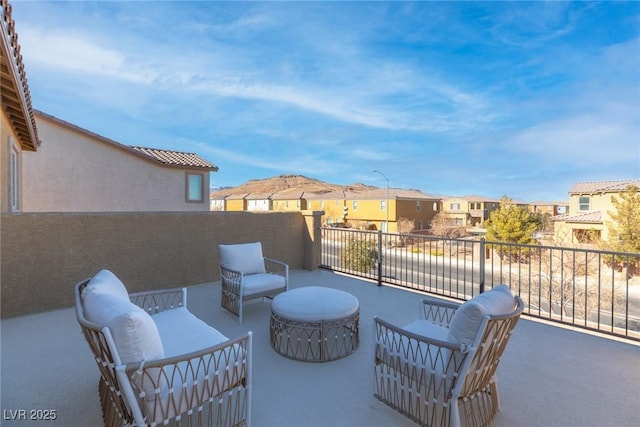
[320,227,640,341]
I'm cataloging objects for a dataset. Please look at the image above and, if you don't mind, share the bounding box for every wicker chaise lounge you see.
[219,242,288,324]
[75,269,252,427]
[374,285,524,427]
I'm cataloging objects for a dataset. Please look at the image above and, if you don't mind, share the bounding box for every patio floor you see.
[1,269,639,426]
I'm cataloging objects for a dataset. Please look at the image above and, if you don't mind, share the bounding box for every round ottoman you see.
[269,286,360,362]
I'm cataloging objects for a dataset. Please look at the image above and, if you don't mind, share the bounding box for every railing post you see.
[377,229,383,286]
[479,238,486,294]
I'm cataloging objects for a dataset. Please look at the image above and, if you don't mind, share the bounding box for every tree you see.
[602,184,640,274]
[430,211,467,238]
[340,236,378,273]
[485,196,538,261]
[486,196,538,244]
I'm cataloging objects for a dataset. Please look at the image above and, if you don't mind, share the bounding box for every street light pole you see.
[373,169,389,232]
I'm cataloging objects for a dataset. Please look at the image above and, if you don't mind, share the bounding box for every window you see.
[416,201,421,211]
[186,172,204,202]
[578,196,590,211]
[9,140,20,212]
[433,202,438,211]
[320,201,325,209]
[380,200,386,211]
[352,201,358,210]
[450,203,460,210]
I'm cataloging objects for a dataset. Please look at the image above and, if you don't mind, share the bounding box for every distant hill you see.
[209,174,375,197]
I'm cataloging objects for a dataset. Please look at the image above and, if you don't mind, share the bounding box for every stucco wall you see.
[1,211,313,318]
[21,115,210,212]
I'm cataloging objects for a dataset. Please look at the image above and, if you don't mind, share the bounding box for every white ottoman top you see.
[272,286,359,322]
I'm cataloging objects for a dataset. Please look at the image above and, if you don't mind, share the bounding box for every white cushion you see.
[242,273,286,296]
[83,293,165,364]
[272,286,359,321]
[448,285,515,346]
[82,269,129,303]
[146,308,244,425]
[219,242,266,275]
[152,307,229,357]
[403,319,450,342]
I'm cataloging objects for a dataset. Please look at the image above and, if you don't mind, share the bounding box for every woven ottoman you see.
[269,286,360,362]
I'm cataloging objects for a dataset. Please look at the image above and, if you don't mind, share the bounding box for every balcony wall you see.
[1,210,323,318]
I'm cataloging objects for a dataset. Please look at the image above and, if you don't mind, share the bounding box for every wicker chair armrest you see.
[264,257,288,276]
[121,332,252,425]
[374,315,464,353]
[129,287,186,315]
[420,297,459,327]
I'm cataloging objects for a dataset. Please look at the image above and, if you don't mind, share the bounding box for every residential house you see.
[304,190,347,225]
[529,201,569,216]
[342,188,441,232]
[246,193,272,211]
[441,196,500,227]
[271,190,307,211]
[223,193,248,211]
[21,111,218,212]
[1,0,40,213]
[553,179,640,244]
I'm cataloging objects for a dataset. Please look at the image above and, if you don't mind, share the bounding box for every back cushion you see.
[219,242,266,275]
[448,285,515,347]
[84,293,165,364]
[82,269,130,303]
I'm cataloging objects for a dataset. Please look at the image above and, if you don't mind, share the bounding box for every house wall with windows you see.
[1,0,39,213]
[22,111,216,212]
[553,180,640,244]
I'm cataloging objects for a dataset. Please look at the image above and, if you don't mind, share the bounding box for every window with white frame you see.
[433,202,438,211]
[578,196,590,211]
[352,200,358,210]
[9,138,20,212]
[186,172,204,202]
[450,202,460,210]
[380,200,386,211]
[416,201,421,211]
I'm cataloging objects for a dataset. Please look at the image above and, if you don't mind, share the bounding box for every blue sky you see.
[12,1,640,201]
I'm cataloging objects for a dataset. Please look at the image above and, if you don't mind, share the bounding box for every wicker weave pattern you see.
[374,296,524,427]
[270,309,359,362]
[220,258,288,324]
[75,279,251,427]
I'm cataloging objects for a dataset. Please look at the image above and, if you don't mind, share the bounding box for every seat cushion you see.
[241,272,286,296]
[448,285,515,346]
[82,269,130,303]
[219,242,266,275]
[83,293,165,364]
[152,307,229,357]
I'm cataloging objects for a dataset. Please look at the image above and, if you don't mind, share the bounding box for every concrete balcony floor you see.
[1,269,639,427]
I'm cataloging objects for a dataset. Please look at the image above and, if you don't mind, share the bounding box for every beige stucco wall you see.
[21,114,210,212]
[0,210,323,318]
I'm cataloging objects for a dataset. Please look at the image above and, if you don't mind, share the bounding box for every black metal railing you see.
[321,227,640,341]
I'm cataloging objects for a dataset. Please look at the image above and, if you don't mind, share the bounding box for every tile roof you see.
[570,180,640,194]
[553,211,602,223]
[346,188,441,200]
[129,146,218,170]
[1,0,39,150]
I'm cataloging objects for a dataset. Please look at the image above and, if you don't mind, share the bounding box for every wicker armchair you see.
[374,285,524,427]
[219,242,288,324]
[75,270,252,427]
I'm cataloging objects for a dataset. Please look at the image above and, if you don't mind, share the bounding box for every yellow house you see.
[441,196,500,227]
[1,0,40,213]
[553,180,640,244]
[224,193,248,211]
[342,189,441,233]
[305,190,347,225]
[271,190,307,211]
[529,201,570,216]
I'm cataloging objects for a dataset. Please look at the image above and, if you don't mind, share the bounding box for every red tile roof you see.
[130,146,218,170]
[1,0,39,150]
[570,180,640,194]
